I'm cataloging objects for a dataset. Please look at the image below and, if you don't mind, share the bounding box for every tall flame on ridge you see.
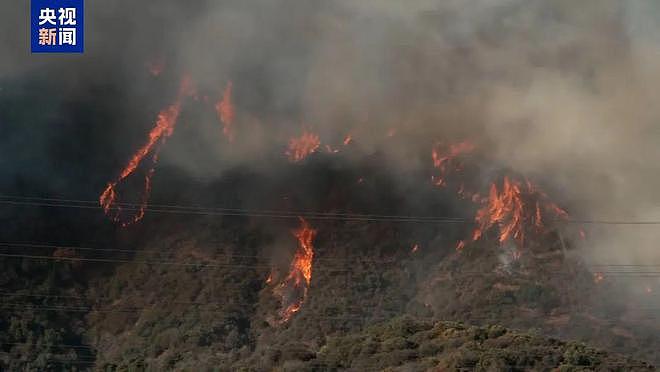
[431,141,475,187]
[343,134,352,145]
[216,81,235,142]
[274,217,316,323]
[99,76,194,226]
[458,176,568,250]
[286,129,320,162]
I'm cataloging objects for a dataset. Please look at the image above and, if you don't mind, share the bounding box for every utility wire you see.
[0,197,466,223]
[1,341,95,350]
[2,242,660,269]
[3,194,660,225]
[2,291,658,310]
[1,303,658,324]
[0,252,352,272]
[0,241,372,263]
[3,252,660,275]
[0,195,465,221]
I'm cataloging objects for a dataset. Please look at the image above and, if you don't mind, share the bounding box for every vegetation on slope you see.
[305,317,655,371]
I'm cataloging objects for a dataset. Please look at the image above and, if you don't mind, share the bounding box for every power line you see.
[0,195,465,221]
[0,252,271,270]
[0,303,211,314]
[3,291,658,310]
[0,291,246,306]
[3,194,660,225]
[1,341,95,350]
[0,252,357,272]
[2,300,659,320]
[1,358,97,366]
[0,197,467,224]
[0,241,363,263]
[2,251,660,278]
[3,251,660,276]
[0,242,142,255]
[0,303,405,318]
[2,242,660,269]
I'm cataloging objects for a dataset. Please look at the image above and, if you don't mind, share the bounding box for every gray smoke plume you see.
[2,0,660,292]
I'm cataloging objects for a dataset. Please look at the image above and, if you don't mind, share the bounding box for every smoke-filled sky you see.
[2,0,660,268]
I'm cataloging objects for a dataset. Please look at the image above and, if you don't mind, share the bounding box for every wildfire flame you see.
[343,134,352,145]
[594,272,604,284]
[321,134,352,154]
[431,141,475,187]
[274,217,316,323]
[286,129,320,162]
[459,176,567,250]
[216,81,235,141]
[99,76,193,226]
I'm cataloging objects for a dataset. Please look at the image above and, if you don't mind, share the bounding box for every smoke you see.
[476,1,660,270]
[3,1,660,280]
[199,1,660,271]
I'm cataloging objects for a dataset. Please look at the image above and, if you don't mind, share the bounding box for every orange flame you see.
[274,217,316,322]
[579,229,587,240]
[460,176,567,250]
[286,130,320,162]
[99,76,193,226]
[216,81,235,141]
[431,141,475,187]
[343,134,353,145]
[593,272,604,284]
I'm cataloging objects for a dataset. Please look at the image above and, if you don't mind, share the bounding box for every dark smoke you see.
[2,0,660,333]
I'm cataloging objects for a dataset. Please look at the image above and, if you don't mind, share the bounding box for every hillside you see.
[5,1,660,370]
[303,317,655,371]
[58,214,658,371]
[2,152,660,371]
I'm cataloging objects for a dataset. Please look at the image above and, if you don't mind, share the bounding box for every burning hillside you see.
[3,0,660,370]
[99,76,195,226]
[458,175,569,252]
[286,129,321,163]
[82,66,652,339]
[272,217,317,323]
[215,81,235,142]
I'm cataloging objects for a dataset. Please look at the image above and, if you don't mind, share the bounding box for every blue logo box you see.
[31,0,84,53]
